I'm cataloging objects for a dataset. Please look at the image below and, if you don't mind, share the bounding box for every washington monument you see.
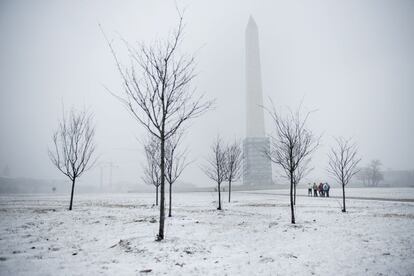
[243,16,273,186]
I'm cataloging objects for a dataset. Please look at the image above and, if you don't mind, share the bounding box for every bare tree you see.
[203,137,227,210]
[327,137,361,212]
[165,131,188,217]
[224,140,243,203]
[104,12,213,240]
[48,108,96,211]
[143,136,161,206]
[368,159,384,187]
[265,104,319,224]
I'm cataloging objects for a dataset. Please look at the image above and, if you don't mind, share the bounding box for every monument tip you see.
[247,15,257,27]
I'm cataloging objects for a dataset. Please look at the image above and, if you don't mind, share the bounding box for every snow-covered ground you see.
[0,189,413,275]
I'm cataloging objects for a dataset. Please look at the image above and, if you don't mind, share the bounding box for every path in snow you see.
[242,191,414,203]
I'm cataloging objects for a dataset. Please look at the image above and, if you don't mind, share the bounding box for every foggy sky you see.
[1,0,413,187]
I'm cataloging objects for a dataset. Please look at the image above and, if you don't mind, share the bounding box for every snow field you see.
[0,190,413,275]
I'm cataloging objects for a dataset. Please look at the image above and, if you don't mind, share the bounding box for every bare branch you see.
[327,137,361,187]
[142,135,162,189]
[202,136,227,210]
[49,107,97,181]
[203,136,227,184]
[224,140,243,183]
[165,130,189,186]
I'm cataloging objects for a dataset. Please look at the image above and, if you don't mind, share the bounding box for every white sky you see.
[0,0,413,187]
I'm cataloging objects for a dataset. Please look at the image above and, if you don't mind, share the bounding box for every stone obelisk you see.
[243,16,273,186]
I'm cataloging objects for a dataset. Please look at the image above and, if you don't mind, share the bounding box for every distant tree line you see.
[357,160,384,187]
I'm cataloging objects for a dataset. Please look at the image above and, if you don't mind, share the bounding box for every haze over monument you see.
[0,0,413,187]
[243,16,272,186]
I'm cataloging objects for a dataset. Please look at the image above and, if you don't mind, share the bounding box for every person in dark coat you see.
[308,183,313,197]
[313,183,318,197]
[318,183,324,197]
[323,182,330,197]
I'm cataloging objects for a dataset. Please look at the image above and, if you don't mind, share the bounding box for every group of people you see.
[308,182,330,197]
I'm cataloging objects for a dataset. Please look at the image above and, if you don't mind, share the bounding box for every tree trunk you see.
[228,180,232,203]
[156,185,159,206]
[157,133,165,241]
[290,174,295,224]
[168,182,172,217]
[217,182,222,210]
[342,183,346,212]
[69,178,76,211]
[293,182,296,205]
